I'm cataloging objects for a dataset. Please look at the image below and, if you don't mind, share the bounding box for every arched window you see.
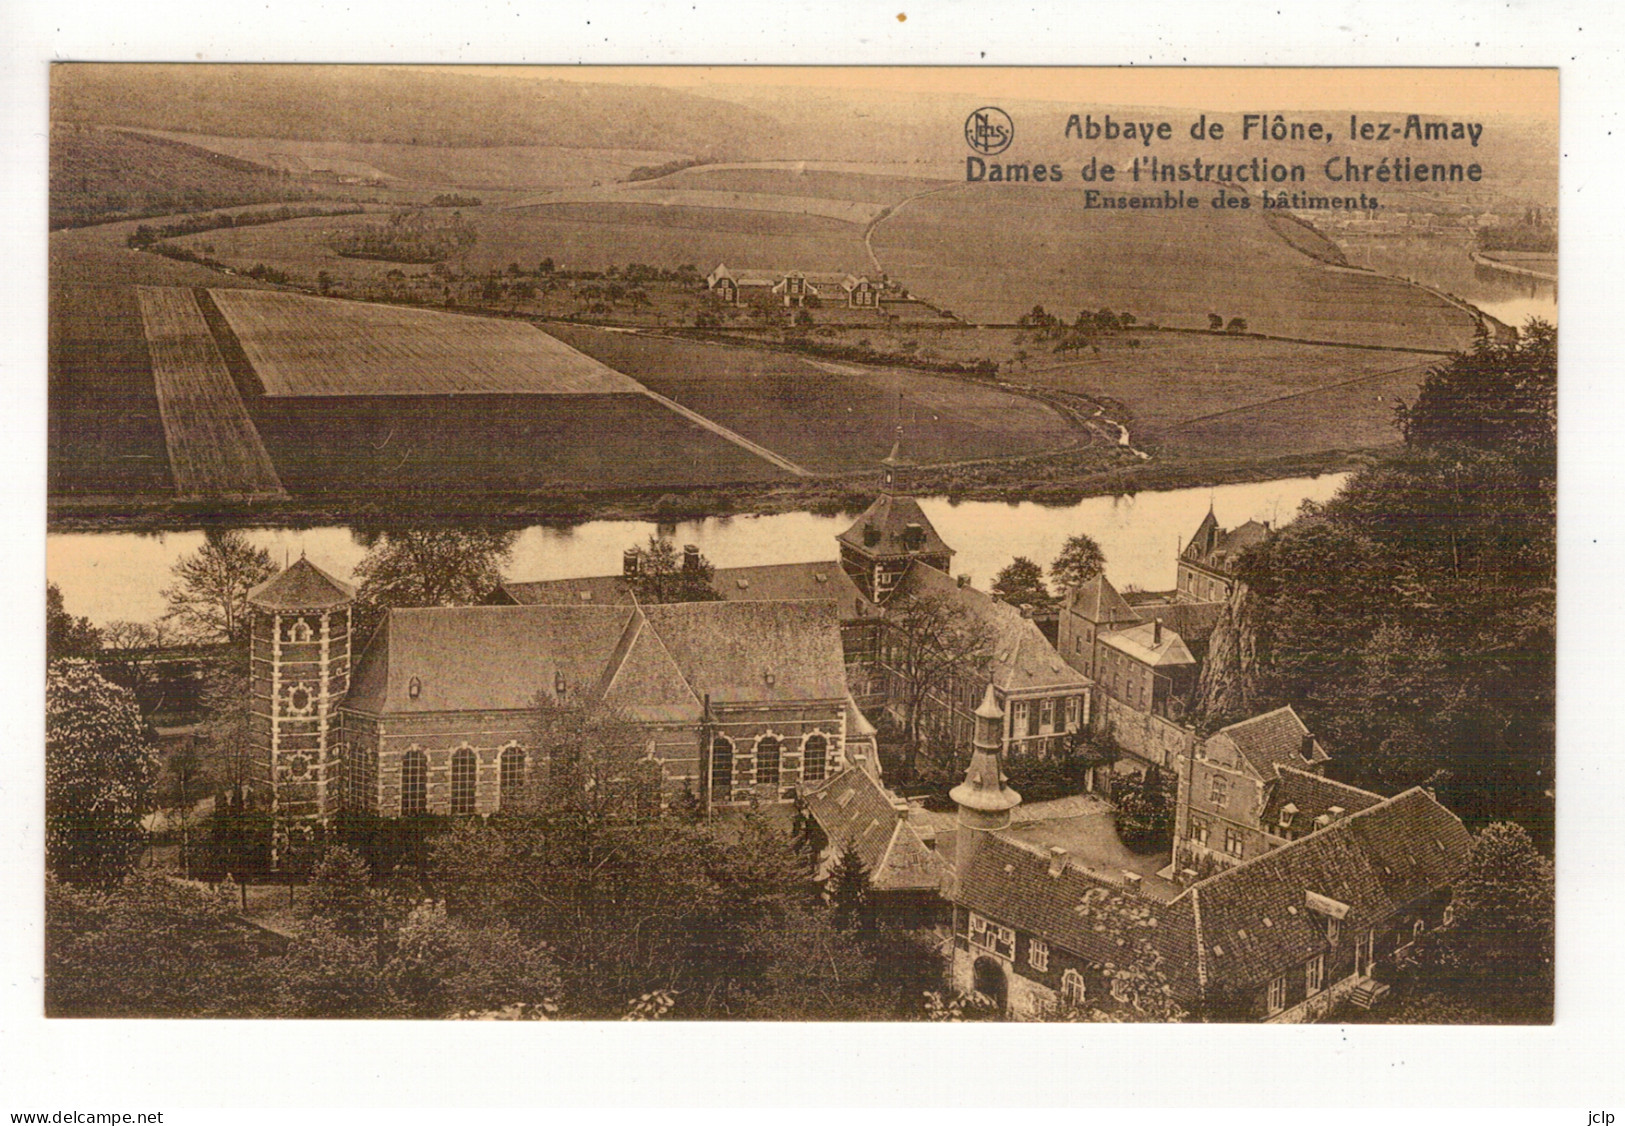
[802,734,828,784]
[1061,968,1087,1009]
[1412,917,1426,942]
[1442,904,1456,928]
[401,749,427,816]
[710,736,734,796]
[451,748,477,815]
[499,746,526,808]
[286,617,312,643]
[756,735,781,786]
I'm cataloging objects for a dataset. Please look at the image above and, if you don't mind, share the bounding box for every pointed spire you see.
[880,426,905,494]
[950,686,1022,821]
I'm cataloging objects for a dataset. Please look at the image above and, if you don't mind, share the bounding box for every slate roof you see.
[951,786,1471,1004]
[639,601,849,706]
[1063,575,1142,628]
[837,494,954,560]
[1183,513,1272,574]
[499,561,870,614]
[247,558,355,611]
[802,768,944,891]
[1098,620,1197,669]
[1262,767,1385,830]
[344,600,848,716]
[1205,706,1330,778]
[892,564,1091,695]
[1181,788,1472,993]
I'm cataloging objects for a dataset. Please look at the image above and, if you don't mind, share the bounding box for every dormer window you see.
[1305,891,1350,945]
[1278,803,1298,830]
[408,676,422,700]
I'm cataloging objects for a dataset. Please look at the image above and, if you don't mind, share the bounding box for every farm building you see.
[706,263,881,309]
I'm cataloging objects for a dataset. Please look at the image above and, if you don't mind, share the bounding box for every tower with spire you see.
[945,685,1022,895]
[245,556,355,863]
[836,433,954,603]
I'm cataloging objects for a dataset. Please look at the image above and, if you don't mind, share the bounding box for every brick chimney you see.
[1301,733,1317,760]
[1048,846,1068,877]
[682,544,701,573]
[1153,618,1163,646]
[1123,871,1144,892]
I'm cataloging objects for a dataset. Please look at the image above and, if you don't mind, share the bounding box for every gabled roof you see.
[837,494,953,561]
[1099,620,1197,669]
[247,558,354,611]
[344,604,633,715]
[891,564,1091,695]
[1262,767,1385,830]
[1204,705,1330,778]
[497,574,627,606]
[802,767,943,891]
[1178,789,1472,993]
[1183,513,1272,574]
[596,609,705,725]
[1125,600,1226,645]
[640,601,849,706]
[1063,575,1142,628]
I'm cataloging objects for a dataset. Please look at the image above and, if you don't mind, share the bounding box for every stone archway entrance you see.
[972,956,1008,1013]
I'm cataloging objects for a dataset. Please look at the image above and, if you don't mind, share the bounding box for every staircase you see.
[1349,978,1390,1011]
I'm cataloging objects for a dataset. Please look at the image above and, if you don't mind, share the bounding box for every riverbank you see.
[48,446,1372,535]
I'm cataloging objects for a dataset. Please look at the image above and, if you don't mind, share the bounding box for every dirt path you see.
[863,182,966,277]
[634,388,812,478]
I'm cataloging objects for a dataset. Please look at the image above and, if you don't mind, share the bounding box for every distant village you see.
[226,449,1471,1023]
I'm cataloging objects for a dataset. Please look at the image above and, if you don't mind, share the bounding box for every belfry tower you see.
[246,556,354,861]
[836,436,955,603]
[946,685,1022,895]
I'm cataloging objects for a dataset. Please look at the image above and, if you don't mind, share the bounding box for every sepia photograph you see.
[40,61,1558,1031]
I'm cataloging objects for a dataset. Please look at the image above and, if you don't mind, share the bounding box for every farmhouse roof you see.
[248,557,355,612]
[837,493,953,560]
[802,767,944,892]
[892,564,1091,695]
[1205,706,1330,777]
[1064,575,1143,628]
[1175,788,1472,992]
[1098,620,1197,669]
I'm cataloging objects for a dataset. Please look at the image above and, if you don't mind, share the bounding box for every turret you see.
[948,686,1021,891]
[245,556,355,865]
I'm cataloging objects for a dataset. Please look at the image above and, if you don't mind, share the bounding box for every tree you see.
[1111,767,1176,854]
[1399,320,1555,464]
[46,660,160,885]
[826,842,872,935]
[1050,533,1106,592]
[161,530,275,645]
[992,557,1056,614]
[522,696,659,820]
[882,589,996,748]
[1405,821,1554,1021]
[351,527,517,638]
[619,535,721,604]
[99,619,180,719]
[1207,313,1224,331]
[47,583,102,662]
[1225,317,1248,334]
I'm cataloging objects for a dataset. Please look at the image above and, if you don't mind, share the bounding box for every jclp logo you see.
[965,106,1014,155]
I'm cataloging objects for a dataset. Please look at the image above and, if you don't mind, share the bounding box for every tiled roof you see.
[837,494,953,560]
[596,610,705,724]
[802,768,943,891]
[1184,513,1272,574]
[1099,620,1197,668]
[1262,767,1385,830]
[1205,706,1329,778]
[500,561,871,613]
[951,787,1471,1004]
[892,564,1091,695]
[1181,789,1472,993]
[640,600,849,706]
[1063,575,1142,628]
[247,558,355,611]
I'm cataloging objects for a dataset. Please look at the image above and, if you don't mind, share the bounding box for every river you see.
[47,473,1352,628]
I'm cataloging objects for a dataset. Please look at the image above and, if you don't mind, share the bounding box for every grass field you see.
[641,166,943,204]
[135,287,285,499]
[520,188,886,225]
[870,183,1482,350]
[544,325,1082,473]
[208,289,646,397]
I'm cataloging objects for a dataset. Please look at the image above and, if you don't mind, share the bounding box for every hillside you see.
[50,126,316,228]
[51,65,776,158]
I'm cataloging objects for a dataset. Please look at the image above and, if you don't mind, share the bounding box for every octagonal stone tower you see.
[246,556,354,861]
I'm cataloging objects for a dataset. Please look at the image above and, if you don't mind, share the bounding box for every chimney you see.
[1301,733,1317,760]
[1328,805,1346,821]
[1048,846,1068,877]
[1153,618,1163,646]
[683,544,701,573]
[1122,871,1143,892]
[956,573,970,589]
[622,549,640,576]
[904,522,925,551]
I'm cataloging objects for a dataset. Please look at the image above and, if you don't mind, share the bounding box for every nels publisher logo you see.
[965,106,1014,155]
